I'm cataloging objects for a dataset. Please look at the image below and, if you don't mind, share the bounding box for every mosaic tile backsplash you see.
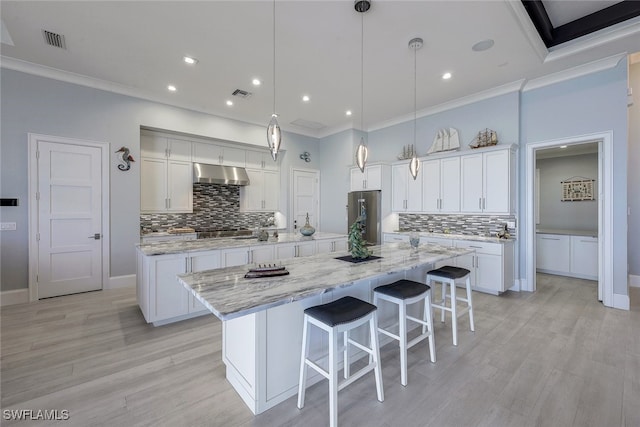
[140,183,274,232]
[399,213,517,238]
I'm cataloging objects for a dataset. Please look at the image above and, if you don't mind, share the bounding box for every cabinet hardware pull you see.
[483,198,486,210]
[541,237,560,240]
[479,198,482,209]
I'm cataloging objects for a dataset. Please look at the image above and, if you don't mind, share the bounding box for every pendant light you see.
[266,0,281,161]
[355,0,370,173]
[408,37,423,180]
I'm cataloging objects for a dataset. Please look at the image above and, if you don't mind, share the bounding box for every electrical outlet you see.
[0,222,17,231]
[506,221,516,229]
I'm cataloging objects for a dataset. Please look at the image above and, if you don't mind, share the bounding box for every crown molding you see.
[504,0,548,62]
[367,79,525,133]
[0,56,322,139]
[545,17,640,63]
[522,53,626,92]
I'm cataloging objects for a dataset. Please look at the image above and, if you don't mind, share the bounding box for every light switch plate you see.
[0,222,17,231]
[506,221,516,229]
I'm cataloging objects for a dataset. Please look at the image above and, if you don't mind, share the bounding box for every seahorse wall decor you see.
[115,146,135,171]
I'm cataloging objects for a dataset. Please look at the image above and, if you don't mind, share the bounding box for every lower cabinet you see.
[315,238,348,254]
[137,250,220,325]
[274,241,316,259]
[454,240,514,295]
[536,233,598,280]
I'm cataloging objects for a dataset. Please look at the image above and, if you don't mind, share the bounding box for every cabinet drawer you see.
[454,240,502,255]
[422,237,453,247]
[383,233,408,243]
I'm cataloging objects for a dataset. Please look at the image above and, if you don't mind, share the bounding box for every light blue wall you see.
[628,61,640,277]
[318,129,358,233]
[0,69,319,290]
[368,91,520,161]
[521,58,629,295]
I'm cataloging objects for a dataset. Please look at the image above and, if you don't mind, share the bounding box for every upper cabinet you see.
[246,150,279,171]
[421,157,460,213]
[240,169,280,212]
[140,134,192,213]
[392,162,422,212]
[193,142,245,167]
[460,147,515,214]
[350,164,384,191]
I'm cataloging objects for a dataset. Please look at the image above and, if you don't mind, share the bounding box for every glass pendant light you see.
[266,0,281,161]
[355,1,370,173]
[409,37,422,180]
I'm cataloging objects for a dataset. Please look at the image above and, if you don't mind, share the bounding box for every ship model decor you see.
[469,128,498,149]
[427,128,460,154]
[397,144,417,160]
[244,264,290,278]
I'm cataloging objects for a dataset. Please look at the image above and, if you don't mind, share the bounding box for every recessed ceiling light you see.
[226,100,233,106]
[167,85,177,92]
[346,110,352,116]
[183,56,198,65]
[252,78,261,86]
[472,39,494,52]
[302,95,310,102]
[560,145,567,149]
[442,72,452,80]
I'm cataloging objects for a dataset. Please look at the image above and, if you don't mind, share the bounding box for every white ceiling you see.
[1,1,639,138]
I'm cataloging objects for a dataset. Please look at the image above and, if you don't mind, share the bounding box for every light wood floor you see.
[2,274,639,427]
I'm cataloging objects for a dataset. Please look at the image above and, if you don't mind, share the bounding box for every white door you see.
[292,169,319,232]
[36,141,103,298]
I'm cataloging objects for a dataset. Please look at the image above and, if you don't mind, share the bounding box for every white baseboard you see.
[612,293,630,311]
[1,289,29,306]
[107,274,136,289]
[630,274,640,288]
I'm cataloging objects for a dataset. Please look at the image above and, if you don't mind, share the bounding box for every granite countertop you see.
[136,232,348,256]
[536,228,598,237]
[178,243,472,321]
[387,230,514,244]
[140,231,197,238]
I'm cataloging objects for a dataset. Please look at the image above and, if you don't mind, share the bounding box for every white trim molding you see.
[523,54,626,92]
[107,275,136,289]
[525,131,615,308]
[630,274,640,288]
[1,289,29,306]
[613,293,630,310]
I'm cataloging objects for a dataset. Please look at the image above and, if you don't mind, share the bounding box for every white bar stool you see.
[373,279,435,386]
[297,296,384,427]
[426,266,474,346]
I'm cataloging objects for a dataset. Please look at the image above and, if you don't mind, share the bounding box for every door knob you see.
[88,233,101,240]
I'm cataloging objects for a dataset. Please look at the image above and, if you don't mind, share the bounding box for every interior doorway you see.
[28,134,110,300]
[525,131,614,307]
[291,168,319,233]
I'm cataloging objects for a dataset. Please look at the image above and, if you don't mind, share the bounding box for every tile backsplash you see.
[399,213,517,238]
[140,183,274,232]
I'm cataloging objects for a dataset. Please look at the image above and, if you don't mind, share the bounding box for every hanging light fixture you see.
[266,0,281,161]
[408,37,423,180]
[355,0,370,173]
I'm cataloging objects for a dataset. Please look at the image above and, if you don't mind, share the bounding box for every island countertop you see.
[137,232,347,256]
[178,242,472,321]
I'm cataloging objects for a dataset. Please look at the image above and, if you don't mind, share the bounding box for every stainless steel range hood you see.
[193,163,250,186]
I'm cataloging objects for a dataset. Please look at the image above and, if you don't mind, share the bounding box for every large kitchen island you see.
[177,242,472,414]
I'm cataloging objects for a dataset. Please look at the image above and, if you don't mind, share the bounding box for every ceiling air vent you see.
[290,118,326,130]
[42,30,66,49]
[232,89,252,99]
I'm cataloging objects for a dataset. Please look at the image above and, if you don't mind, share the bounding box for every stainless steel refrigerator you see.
[347,190,382,245]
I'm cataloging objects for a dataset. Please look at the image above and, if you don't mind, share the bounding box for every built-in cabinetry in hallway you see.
[536,230,598,280]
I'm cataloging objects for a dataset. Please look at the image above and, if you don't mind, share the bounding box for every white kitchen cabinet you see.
[246,150,279,171]
[421,157,460,212]
[536,234,571,274]
[221,247,251,267]
[392,162,422,212]
[240,169,280,211]
[137,250,220,325]
[249,245,276,264]
[570,236,598,279]
[350,164,383,191]
[383,233,408,243]
[140,135,193,213]
[460,147,514,214]
[315,237,348,254]
[536,233,598,280]
[193,142,245,167]
[274,241,316,259]
[454,240,514,295]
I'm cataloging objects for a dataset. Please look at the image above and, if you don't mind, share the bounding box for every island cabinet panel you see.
[223,313,257,398]
[316,237,348,254]
[222,247,250,267]
[274,241,316,259]
[138,251,219,324]
[249,245,275,264]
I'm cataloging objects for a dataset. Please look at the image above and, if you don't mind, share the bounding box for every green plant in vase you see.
[348,216,371,259]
